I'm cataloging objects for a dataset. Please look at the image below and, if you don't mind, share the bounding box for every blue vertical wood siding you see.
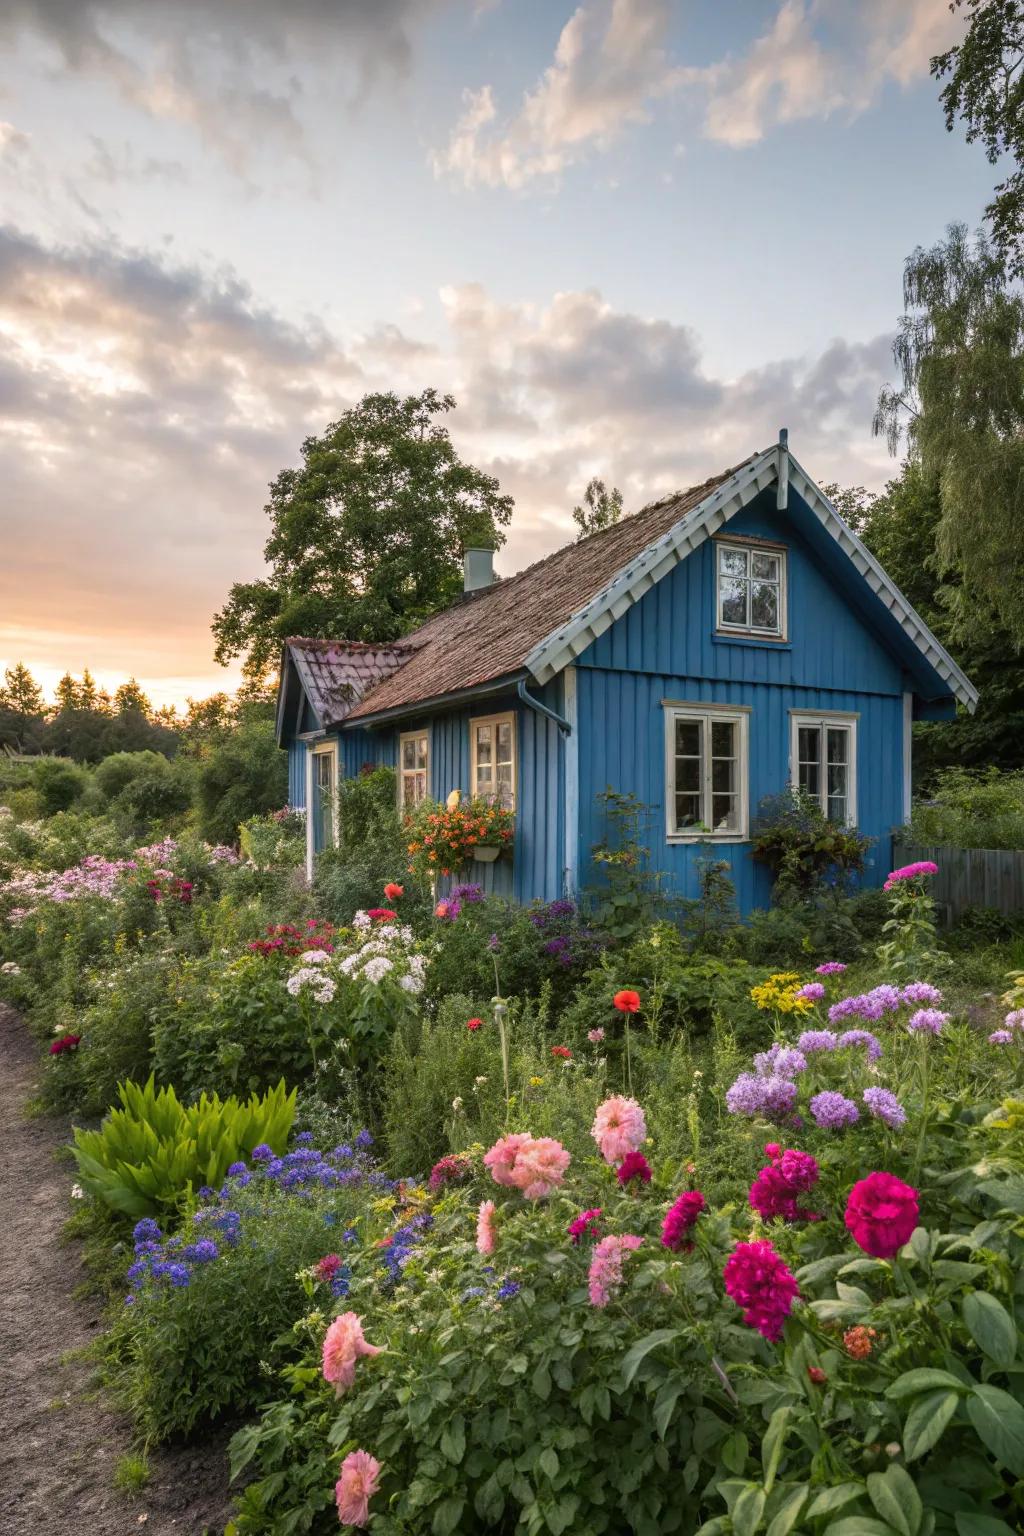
[288,740,307,810]
[574,494,909,913]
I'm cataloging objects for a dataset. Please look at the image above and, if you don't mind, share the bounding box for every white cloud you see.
[434,0,685,188]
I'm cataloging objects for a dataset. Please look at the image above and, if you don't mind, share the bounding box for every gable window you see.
[399,730,430,808]
[790,712,857,825]
[664,703,749,840]
[716,540,787,638]
[470,712,516,809]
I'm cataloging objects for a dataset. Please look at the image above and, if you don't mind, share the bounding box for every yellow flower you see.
[529,1075,544,1087]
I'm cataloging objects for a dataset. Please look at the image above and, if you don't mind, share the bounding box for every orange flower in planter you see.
[613,990,641,1014]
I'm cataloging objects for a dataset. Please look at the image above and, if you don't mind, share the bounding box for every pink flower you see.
[335,1449,382,1528]
[321,1312,382,1395]
[587,1028,605,1043]
[844,1172,919,1259]
[661,1190,705,1251]
[483,1133,533,1188]
[884,860,938,889]
[749,1145,821,1223]
[588,1233,643,1307]
[796,982,826,1002]
[591,1095,647,1165]
[568,1207,602,1245]
[815,962,847,976]
[723,1239,800,1341]
[616,1150,652,1187]
[476,1199,497,1255]
[483,1133,570,1199]
[508,1136,571,1199]
[314,1254,342,1284]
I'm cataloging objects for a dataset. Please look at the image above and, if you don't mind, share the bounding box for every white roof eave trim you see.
[523,445,978,712]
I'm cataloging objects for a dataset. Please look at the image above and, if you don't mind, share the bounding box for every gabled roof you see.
[283,437,977,731]
[277,638,419,741]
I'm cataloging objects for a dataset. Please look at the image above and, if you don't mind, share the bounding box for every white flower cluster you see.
[285,966,337,1004]
[338,916,427,994]
[1,960,20,976]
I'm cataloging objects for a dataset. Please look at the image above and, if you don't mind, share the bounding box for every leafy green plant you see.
[71,1075,296,1217]
[908,767,1024,851]
[751,788,872,897]
[587,788,672,943]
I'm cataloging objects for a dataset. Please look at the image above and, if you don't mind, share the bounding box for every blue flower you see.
[330,1266,352,1298]
[323,1212,337,1227]
[294,1130,315,1146]
[132,1217,162,1244]
[461,1286,486,1301]
[125,1294,136,1306]
[151,1261,191,1288]
[251,1143,274,1162]
[126,1261,149,1284]
[226,1161,247,1176]
[183,1238,219,1264]
[496,1280,521,1301]
[342,1228,358,1243]
[197,1185,215,1199]
[355,1129,374,1149]
[332,1144,353,1160]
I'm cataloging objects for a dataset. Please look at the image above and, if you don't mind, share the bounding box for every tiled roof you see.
[285,637,420,728]
[344,458,750,722]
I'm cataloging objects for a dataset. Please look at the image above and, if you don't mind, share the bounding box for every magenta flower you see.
[661,1190,705,1251]
[884,860,938,889]
[723,1239,799,1341]
[616,1150,652,1187]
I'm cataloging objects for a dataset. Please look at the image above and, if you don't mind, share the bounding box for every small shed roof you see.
[280,637,419,735]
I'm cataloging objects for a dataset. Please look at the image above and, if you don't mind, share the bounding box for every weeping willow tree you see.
[874,222,1024,650]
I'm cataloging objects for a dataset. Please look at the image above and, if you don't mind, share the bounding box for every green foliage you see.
[112,1453,150,1494]
[195,716,287,844]
[72,1075,296,1218]
[33,756,88,814]
[750,789,871,897]
[573,477,623,539]
[313,768,418,923]
[908,767,1024,849]
[587,788,672,942]
[211,388,514,688]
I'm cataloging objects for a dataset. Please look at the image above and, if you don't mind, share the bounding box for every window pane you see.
[798,727,820,764]
[316,755,333,788]
[719,578,748,626]
[675,719,702,757]
[675,792,701,829]
[710,720,735,758]
[826,728,848,764]
[496,721,513,760]
[711,794,738,831]
[475,726,492,766]
[675,755,700,792]
[711,756,735,794]
[827,795,847,823]
[750,582,779,630]
[751,551,779,580]
[827,762,848,797]
[719,547,748,577]
[401,739,416,770]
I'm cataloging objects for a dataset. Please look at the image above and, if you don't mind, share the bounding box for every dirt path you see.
[0,1006,234,1535]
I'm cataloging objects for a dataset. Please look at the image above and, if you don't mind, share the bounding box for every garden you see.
[2,761,1024,1536]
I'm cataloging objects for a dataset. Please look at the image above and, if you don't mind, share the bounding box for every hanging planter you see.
[471,842,503,864]
[403,795,515,883]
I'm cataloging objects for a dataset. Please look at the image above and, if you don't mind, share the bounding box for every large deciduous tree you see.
[933,0,1024,279]
[874,223,1024,648]
[211,390,514,689]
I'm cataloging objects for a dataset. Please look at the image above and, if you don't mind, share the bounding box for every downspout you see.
[517,677,571,734]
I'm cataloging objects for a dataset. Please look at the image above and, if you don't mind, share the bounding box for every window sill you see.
[666,833,750,846]
[713,631,791,650]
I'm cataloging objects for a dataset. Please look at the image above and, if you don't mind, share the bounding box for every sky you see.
[0,0,998,709]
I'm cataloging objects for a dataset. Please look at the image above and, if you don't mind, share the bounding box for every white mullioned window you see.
[716,539,787,638]
[399,730,430,808]
[470,712,516,809]
[790,712,858,825]
[664,703,750,840]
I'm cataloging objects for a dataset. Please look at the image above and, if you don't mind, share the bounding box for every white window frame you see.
[715,537,788,640]
[663,701,750,843]
[470,711,517,809]
[305,738,339,878]
[789,711,858,826]
[398,729,430,809]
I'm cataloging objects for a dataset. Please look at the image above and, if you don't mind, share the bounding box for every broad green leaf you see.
[962,1293,1018,1371]
[653,1382,684,1441]
[824,1522,899,1536]
[954,1514,1019,1536]
[731,1485,767,1536]
[722,1431,749,1475]
[806,1484,865,1518]
[867,1466,921,1536]
[766,1485,808,1536]
[885,1369,970,1401]
[975,1175,1024,1214]
[903,1390,958,1461]
[440,1414,465,1465]
[796,1254,850,1286]
[619,1328,680,1388]
[538,1446,559,1481]
[966,1384,1024,1477]
[431,1496,465,1536]
[762,1406,790,1493]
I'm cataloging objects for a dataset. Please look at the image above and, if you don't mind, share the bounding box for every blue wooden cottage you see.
[275,434,977,912]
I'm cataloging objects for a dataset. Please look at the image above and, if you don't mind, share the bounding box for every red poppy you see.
[466,1017,483,1031]
[366,908,398,922]
[613,989,642,1014]
[550,1045,572,1059]
[383,883,404,901]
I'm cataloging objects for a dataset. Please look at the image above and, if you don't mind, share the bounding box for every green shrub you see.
[72,1075,296,1218]
[426,892,606,1011]
[750,788,872,897]
[94,750,171,803]
[32,756,89,814]
[313,767,422,924]
[907,766,1024,850]
[195,718,288,845]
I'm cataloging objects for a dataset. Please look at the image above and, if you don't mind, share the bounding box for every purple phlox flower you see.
[753,1043,807,1079]
[796,982,826,1002]
[450,883,485,905]
[907,1008,948,1036]
[989,1029,1015,1045]
[797,1029,839,1053]
[815,962,847,976]
[862,1086,906,1127]
[151,1260,191,1287]
[226,1162,247,1177]
[900,982,944,1006]
[488,934,500,952]
[726,1072,799,1121]
[809,1091,859,1129]
[837,1029,883,1061]
[1005,1009,1024,1031]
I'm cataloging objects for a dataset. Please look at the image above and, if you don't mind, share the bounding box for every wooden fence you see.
[894,841,1024,922]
